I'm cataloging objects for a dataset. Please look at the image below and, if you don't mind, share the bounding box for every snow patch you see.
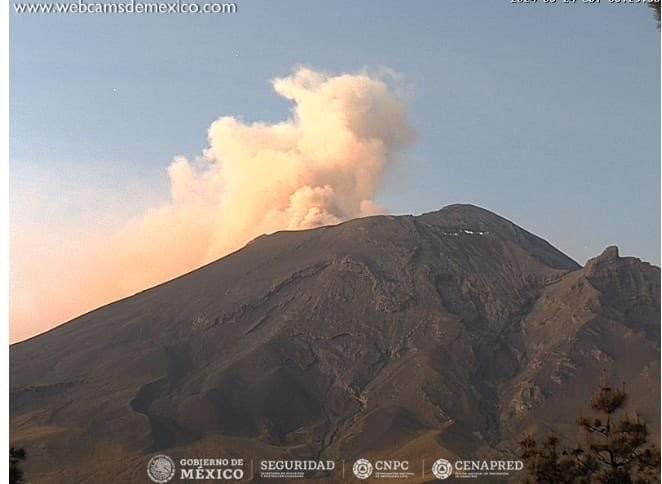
[440,229,488,237]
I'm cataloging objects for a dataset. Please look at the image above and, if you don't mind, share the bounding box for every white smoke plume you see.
[11,67,414,341]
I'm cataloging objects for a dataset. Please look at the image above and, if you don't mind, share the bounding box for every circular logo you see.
[353,458,373,479]
[432,458,453,480]
[147,454,176,483]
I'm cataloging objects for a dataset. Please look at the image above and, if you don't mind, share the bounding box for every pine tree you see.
[9,446,27,484]
[520,382,660,483]
[649,1,660,29]
[576,383,659,483]
[520,434,591,483]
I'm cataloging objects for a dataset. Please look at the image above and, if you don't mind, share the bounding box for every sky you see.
[10,1,661,342]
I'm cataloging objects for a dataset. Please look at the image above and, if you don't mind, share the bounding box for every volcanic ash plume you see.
[11,67,415,341]
[193,67,414,257]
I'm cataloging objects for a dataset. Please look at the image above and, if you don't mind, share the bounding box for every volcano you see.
[10,204,660,482]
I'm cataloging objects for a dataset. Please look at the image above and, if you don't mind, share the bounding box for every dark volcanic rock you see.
[10,204,660,483]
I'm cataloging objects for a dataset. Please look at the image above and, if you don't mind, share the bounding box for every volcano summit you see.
[10,204,660,483]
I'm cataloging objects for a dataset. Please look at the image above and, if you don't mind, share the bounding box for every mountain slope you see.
[10,205,659,483]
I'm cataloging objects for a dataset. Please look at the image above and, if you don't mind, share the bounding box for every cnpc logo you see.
[352,458,411,479]
[352,458,373,479]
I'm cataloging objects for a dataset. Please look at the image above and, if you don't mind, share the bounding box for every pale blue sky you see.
[10,0,661,265]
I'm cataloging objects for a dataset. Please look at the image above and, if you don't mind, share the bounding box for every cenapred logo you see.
[352,458,374,479]
[147,454,176,483]
[431,458,453,480]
